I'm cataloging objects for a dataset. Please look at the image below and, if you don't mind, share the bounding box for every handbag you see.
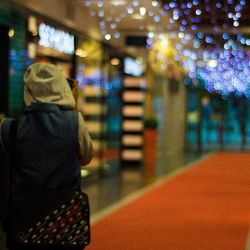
[5,119,90,249]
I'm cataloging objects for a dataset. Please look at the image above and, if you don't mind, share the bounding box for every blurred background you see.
[0,0,250,184]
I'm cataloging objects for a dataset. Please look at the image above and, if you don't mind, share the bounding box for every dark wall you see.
[0,24,9,114]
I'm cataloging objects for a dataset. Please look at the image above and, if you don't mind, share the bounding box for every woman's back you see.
[12,103,80,191]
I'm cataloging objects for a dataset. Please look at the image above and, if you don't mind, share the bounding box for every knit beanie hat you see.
[23,63,75,109]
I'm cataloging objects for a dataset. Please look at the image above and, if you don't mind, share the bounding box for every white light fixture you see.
[132,14,144,20]
[208,59,217,68]
[139,7,146,16]
[152,1,158,7]
[111,0,127,6]
[127,7,134,14]
[105,34,111,40]
[148,32,155,38]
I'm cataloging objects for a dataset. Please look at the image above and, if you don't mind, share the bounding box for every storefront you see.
[121,56,145,167]
[0,23,9,115]
[186,87,250,151]
[75,38,123,179]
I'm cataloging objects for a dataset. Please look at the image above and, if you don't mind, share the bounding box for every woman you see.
[0,63,93,249]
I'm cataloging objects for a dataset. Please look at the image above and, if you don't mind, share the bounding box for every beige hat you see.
[23,63,75,109]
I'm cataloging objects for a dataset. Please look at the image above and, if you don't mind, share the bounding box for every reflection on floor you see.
[82,151,203,216]
[82,168,145,216]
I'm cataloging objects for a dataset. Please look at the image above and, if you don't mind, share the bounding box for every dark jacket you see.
[1,103,82,192]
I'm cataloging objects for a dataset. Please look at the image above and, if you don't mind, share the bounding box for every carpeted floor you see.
[87,152,250,250]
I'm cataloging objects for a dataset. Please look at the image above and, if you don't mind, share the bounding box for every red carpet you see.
[87,152,250,250]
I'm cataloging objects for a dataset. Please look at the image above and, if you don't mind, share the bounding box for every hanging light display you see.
[81,0,250,98]
[81,0,169,41]
[162,0,250,99]
[148,34,185,78]
[159,0,250,99]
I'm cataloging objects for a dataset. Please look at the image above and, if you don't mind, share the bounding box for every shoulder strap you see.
[1,119,18,227]
[8,119,18,161]
[8,119,18,196]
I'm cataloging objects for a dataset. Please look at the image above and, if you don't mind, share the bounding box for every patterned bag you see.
[7,190,90,249]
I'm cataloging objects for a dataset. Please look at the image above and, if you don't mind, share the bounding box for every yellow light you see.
[111,58,120,65]
[132,14,145,20]
[8,29,14,38]
[111,0,127,6]
[160,37,169,48]
[148,32,154,38]
[75,48,88,58]
[136,57,143,64]
[81,169,89,177]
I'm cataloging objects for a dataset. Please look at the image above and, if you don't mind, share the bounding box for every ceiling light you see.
[132,14,145,20]
[76,49,88,58]
[152,1,158,7]
[154,15,161,23]
[110,23,117,29]
[133,0,139,6]
[127,7,134,14]
[110,58,120,65]
[111,0,127,6]
[97,1,103,8]
[8,29,15,38]
[105,34,111,40]
[139,7,146,16]
[160,37,169,48]
[84,1,91,7]
[114,32,120,39]
[148,32,155,39]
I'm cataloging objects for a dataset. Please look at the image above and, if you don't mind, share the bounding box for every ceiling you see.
[78,0,171,57]
[80,0,249,98]
[11,0,250,55]
[78,0,250,64]
[160,0,250,33]
[79,0,250,45]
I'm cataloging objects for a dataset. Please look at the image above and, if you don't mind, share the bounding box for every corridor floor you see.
[82,150,200,217]
[88,152,250,250]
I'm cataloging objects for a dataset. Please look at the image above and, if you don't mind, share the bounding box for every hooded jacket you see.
[0,63,93,192]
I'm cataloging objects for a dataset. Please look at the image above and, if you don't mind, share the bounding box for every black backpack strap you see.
[8,119,18,157]
[1,119,18,231]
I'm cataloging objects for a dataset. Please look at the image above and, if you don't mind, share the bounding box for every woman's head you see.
[23,63,75,109]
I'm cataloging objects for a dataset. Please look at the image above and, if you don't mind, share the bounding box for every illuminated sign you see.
[38,23,74,55]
